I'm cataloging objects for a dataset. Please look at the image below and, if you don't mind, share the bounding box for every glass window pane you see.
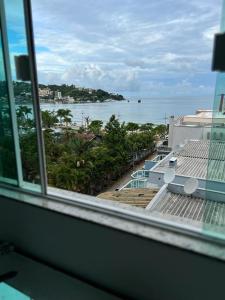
[0,26,18,184]
[4,0,42,192]
[31,0,225,243]
[203,0,225,239]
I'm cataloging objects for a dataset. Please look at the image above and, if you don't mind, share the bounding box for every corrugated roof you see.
[155,156,207,178]
[150,191,225,228]
[177,140,225,160]
[153,141,225,181]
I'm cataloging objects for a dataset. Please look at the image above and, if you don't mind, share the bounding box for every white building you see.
[77,87,84,91]
[63,96,74,103]
[39,87,53,97]
[168,109,225,150]
[54,91,62,99]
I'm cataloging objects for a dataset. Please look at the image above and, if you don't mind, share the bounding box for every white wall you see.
[168,125,203,149]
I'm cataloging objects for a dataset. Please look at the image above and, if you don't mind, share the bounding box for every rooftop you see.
[183,109,213,124]
[153,140,225,181]
[98,188,158,208]
[173,109,225,126]
[148,190,225,231]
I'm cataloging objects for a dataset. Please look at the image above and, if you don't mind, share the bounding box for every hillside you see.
[39,83,125,102]
[12,81,125,103]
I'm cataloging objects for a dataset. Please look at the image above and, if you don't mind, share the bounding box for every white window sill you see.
[0,185,225,262]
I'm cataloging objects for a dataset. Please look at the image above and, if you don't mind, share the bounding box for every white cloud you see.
[203,25,219,41]
[31,0,222,96]
[38,62,140,93]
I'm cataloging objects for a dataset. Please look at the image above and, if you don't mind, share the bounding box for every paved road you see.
[104,152,156,192]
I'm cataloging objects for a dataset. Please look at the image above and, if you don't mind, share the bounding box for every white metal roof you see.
[150,191,225,228]
[153,140,225,181]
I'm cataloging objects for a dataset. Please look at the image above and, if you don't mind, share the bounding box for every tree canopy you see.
[16,107,158,195]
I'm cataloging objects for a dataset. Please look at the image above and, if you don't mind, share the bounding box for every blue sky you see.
[30,0,222,97]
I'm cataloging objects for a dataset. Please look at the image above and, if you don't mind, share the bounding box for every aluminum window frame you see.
[0,0,225,253]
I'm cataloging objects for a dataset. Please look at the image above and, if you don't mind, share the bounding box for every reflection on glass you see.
[4,0,41,190]
[204,0,225,237]
[184,178,199,195]
[0,27,17,183]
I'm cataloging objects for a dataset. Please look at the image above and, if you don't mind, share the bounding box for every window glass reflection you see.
[0,27,17,183]
[4,0,41,190]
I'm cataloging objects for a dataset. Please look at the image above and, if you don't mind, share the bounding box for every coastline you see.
[40,98,126,104]
[40,97,212,125]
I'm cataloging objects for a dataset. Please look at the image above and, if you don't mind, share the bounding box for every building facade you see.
[168,109,225,150]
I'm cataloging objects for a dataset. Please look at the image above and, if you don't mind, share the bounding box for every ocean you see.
[40,96,213,125]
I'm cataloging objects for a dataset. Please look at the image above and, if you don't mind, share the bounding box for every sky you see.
[14,0,225,97]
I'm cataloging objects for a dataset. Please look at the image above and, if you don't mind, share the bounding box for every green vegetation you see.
[57,109,73,126]
[13,81,32,96]
[15,106,168,195]
[39,83,125,102]
[13,81,125,103]
[0,91,18,179]
[41,110,58,129]
[126,122,140,132]
[88,120,103,135]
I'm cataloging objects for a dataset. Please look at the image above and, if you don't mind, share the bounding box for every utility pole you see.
[81,112,84,127]
[85,116,90,128]
[164,113,168,126]
[219,94,224,113]
[164,113,168,139]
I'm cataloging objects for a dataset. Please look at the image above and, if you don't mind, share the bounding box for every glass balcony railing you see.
[122,178,148,189]
[131,170,150,179]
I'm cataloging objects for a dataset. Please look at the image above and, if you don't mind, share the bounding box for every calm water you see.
[41,96,213,125]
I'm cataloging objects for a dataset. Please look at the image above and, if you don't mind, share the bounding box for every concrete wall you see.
[148,168,225,196]
[168,125,206,149]
[167,183,225,202]
[168,121,225,149]
[1,195,225,300]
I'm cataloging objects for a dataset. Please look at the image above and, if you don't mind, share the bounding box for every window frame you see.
[0,0,225,253]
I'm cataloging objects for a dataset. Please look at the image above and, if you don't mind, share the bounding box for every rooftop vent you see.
[169,157,177,168]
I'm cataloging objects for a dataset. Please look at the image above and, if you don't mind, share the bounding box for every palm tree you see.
[64,115,72,127]
[41,110,58,129]
[16,105,33,129]
[17,105,32,121]
[88,120,103,134]
[57,109,73,126]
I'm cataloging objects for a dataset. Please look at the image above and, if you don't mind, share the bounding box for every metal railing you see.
[121,178,148,189]
[131,170,150,179]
